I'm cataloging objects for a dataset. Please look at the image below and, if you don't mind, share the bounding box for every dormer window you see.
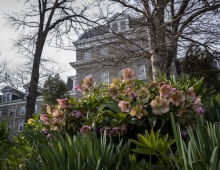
[2,93,12,102]
[111,19,129,32]
[85,51,91,60]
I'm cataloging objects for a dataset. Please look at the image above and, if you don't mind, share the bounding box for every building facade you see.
[68,14,151,88]
[0,86,43,136]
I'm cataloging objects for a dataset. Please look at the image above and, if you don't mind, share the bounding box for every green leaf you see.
[131,148,156,155]
[128,118,143,126]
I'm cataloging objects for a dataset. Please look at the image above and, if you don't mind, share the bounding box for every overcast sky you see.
[0,0,76,83]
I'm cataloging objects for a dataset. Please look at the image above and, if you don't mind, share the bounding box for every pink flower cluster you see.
[151,84,205,116]
[80,124,126,137]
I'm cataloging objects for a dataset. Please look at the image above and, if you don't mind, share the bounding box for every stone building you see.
[0,86,43,136]
[68,13,151,88]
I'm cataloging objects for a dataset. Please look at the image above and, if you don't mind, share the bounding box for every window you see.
[102,72,109,84]
[85,51,91,60]
[3,94,7,102]
[111,19,129,32]
[18,121,24,132]
[20,106,25,115]
[213,60,219,69]
[7,93,11,101]
[137,65,146,80]
[34,105,37,113]
[8,108,13,117]
[101,48,108,56]
[72,80,76,90]
[120,20,126,30]
[0,110,2,116]
[118,69,125,80]
[112,22,118,32]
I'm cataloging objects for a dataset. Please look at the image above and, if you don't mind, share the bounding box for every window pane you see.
[138,65,146,80]
[102,72,109,84]
[85,52,91,60]
[120,20,126,30]
[20,106,25,115]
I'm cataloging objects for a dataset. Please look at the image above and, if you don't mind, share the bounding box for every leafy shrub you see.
[8,129,135,170]
[0,122,12,169]
[170,114,220,169]
[29,68,209,142]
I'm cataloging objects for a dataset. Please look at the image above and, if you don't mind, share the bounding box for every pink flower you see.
[126,88,136,99]
[169,90,185,106]
[80,125,93,134]
[196,106,205,116]
[108,86,119,99]
[71,110,81,118]
[47,134,54,140]
[130,105,148,119]
[40,114,49,124]
[136,87,149,99]
[110,127,123,137]
[52,110,64,118]
[118,101,130,112]
[42,129,49,134]
[82,77,94,89]
[159,84,175,97]
[75,84,82,92]
[187,87,196,100]
[181,130,188,138]
[57,98,69,108]
[123,68,134,81]
[99,127,111,135]
[150,96,169,115]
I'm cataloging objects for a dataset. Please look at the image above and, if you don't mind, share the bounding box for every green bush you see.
[8,130,135,170]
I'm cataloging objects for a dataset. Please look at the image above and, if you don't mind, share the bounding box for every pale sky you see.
[0,0,77,83]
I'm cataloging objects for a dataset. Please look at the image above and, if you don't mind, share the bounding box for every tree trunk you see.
[25,36,46,122]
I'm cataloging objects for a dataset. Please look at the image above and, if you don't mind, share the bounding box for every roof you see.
[76,14,145,42]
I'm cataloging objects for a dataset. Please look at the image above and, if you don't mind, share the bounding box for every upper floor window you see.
[111,19,129,32]
[20,106,25,115]
[8,108,13,117]
[18,120,24,132]
[102,72,109,84]
[137,65,146,80]
[85,51,91,60]
[2,93,11,102]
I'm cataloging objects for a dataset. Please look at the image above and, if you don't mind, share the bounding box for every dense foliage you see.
[41,74,69,112]
[1,68,220,169]
[181,44,220,93]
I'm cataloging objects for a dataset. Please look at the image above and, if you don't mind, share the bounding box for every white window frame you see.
[34,105,37,113]
[137,65,146,80]
[84,51,91,60]
[20,106,25,115]
[18,121,24,132]
[72,80,76,90]
[102,71,109,84]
